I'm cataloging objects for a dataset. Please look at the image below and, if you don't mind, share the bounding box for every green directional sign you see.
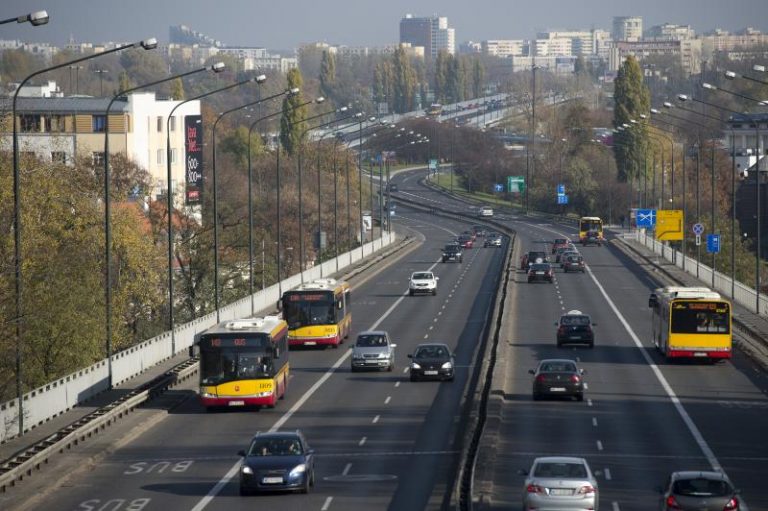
[507,176,525,193]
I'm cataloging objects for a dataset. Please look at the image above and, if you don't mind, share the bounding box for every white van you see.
[479,206,494,217]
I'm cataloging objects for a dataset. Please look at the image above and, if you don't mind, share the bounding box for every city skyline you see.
[1,0,766,51]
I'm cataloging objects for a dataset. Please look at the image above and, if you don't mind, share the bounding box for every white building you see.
[645,23,695,41]
[400,14,455,58]
[482,39,526,57]
[613,16,643,42]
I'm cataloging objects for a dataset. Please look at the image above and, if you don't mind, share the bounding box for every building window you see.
[157,116,163,132]
[169,116,176,132]
[43,115,66,133]
[92,152,105,166]
[157,149,164,165]
[20,114,41,133]
[171,148,178,164]
[92,115,106,133]
[51,151,67,164]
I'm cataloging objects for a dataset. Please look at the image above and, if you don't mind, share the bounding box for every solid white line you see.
[604,467,612,480]
[359,437,367,446]
[321,496,333,511]
[597,440,604,451]
[592,417,598,427]
[587,399,593,407]
[612,502,620,511]
[342,463,352,476]
[372,415,380,424]
[385,396,391,404]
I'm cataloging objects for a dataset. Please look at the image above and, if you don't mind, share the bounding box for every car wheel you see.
[557,341,562,348]
[432,289,437,296]
[589,341,594,349]
[532,392,541,401]
[300,475,310,494]
[351,366,358,373]
[409,290,414,296]
[410,374,418,382]
[576,393,584,402]
[387,363,394,372]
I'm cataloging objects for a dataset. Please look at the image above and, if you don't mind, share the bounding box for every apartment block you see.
[400,14,455,58]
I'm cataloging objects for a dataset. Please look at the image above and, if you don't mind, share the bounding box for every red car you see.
[458,235,474,248]
[551,238,570,254]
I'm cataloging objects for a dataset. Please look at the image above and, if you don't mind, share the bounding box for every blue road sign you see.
[693,223,704,236]
[494,183,504,192]
[556,184,565,195]
[636,209,656,228]
[706,234,721,253]
[557,194,569,205]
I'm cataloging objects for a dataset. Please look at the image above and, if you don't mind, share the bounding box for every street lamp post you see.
[104,62,223,385]
[93,69,109,96]
[11,36,157,431]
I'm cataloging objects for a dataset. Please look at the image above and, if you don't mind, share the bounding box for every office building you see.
[613,16,643,42]
[400,14,455,58]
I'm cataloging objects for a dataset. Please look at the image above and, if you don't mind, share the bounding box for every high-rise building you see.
[645,23,695,41]
[612,16,643,42]
[399,14,455,58]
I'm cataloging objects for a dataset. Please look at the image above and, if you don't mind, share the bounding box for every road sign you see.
[692,223,704,236]
[494,183,504,192]
[556,184,565,195]
[507,176,525,193]
[706,234,721,253]
[428,159,438,170]
[695,235,701,246]
[557,194,569,205]
[636,209,656,228]
[655,210,684,241]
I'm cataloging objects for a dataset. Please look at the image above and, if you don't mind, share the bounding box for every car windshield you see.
[561,315,590,326]
[672,478,732,497]
[533,462,588,478]
[554,238,567,244]
[412,273,433,280]
[356,334,387,347]
[539,362,577,373]
[444,245,459,252]
[530,264,549,271]
[566,256,583,263]
[415,345,449,359]
[248,437,303,457]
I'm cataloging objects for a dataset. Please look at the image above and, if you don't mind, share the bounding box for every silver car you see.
[350,331,396,372]
[521,456,599,510]
[659,471,740,510]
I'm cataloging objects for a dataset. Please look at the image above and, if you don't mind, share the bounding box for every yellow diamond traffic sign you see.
[655,210,684,241]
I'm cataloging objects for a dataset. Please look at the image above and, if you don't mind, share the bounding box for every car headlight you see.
[411,362,421,370]
[241,465,254,475]
[289,464,307,478]
[441,361,453,369]
[379,352,390,359]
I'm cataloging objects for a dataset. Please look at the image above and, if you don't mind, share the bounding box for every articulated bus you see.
[578,216,604,246]
[649,286,732,360]
[195,316,289,410]
[280,278,351,348]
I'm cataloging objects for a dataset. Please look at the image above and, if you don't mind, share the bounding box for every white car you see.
[520,456,599,511]
[409,271,438,296]
[479,206,494,217]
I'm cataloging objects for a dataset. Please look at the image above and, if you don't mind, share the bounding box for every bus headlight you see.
[256,390,274,397]
[200,389,216,398]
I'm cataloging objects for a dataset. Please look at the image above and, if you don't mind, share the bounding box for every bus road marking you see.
[604,467,612,480]
[385,396,391,404]
[321,496,333,511]
[372,415,380,424]
[359,437,367,446]
[342,463,352,475]
[395,381,401,387]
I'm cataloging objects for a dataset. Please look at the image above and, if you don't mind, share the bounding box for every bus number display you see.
[202,336,266,348]
[288,293,330,302]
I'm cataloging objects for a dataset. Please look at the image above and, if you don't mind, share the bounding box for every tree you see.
[472,58,485,98]
[170,77,185,100]
[392,47,416,113]
[280,68,305,156]
[434,51,449,102]
[319,50,336,102]
[613,56,650,182]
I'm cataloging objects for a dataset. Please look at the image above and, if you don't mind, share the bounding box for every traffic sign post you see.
[706,234,720,254]
[655,210,684,241]
[507,176,525,193]
[636,209,656,228]
[692,223,704,236]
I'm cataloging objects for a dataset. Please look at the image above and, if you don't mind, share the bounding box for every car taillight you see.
[665,495,682,509]
[570,375,581,383]
[526,484,544,493]
[535,375,546,383]
[723,497,739,510]
[576,485,595,495]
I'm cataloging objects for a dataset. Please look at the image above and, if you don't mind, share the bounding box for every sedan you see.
[350,331,396,372]
[238,431,315,494]
[530,359,585,401]
[408,343,455,381]
[527,263,554,283]
[659,471,740,510]
[521,456,599,511]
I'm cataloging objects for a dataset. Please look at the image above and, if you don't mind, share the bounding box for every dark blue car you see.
[238,431,315,494]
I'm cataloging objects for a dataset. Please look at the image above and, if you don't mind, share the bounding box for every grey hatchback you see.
[659,471,740,510]
[350,331,396,372]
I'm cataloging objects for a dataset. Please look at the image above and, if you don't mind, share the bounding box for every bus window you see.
[671,303,730,334]
[282,295,336,329]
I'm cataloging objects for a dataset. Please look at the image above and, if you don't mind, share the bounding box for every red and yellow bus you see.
[280,278,351,348]
[649,286,732,360]
[195,316,289,410]
[578,216,604,245]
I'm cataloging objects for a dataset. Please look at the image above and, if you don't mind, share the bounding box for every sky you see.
[2,0,767,52]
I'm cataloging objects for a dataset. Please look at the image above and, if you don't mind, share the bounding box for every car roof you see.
[671,471,730,481]
[411,271,434,276]
[533,456,588,464]
[415,342,450,349]
[251,431,302,440]
[538,358,579,367]
[357,330,388,337]
[564,309,586,316]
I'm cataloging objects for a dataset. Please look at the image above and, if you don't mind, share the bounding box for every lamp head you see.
[724,70,737,80]
[27,10,49,26]
[639,114,648,119]
[650,108,661,115]
[677,94,689,102]
[289,87,301,95]
[139,38,158,50]
[210,62,226,73]
[754,64,766,73]
[339,106,348,113]
[663,101,673,109]
[255,74,267,84]
[702,82,716,90]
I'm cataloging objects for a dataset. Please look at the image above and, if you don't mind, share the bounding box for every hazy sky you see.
[2,0,766,51]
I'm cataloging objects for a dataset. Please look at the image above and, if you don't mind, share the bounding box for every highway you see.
[2,169,507,511]
[4,167,768,511]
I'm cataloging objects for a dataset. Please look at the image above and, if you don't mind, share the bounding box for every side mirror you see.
[593,470,603,477]
[307,449,315,455]
[237,450,246,457]
[528,369,535,375]
[592,323,597,327]
[435,277,440,281]
[407,354,413,358]
[277,300,283,311]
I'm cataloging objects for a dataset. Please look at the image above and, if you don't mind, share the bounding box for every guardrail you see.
[0,232,396,444]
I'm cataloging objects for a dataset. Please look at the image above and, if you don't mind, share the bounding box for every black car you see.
[556,310,595,347]
[529,359,585,401]
[442,244,463,263]
[408,343,455,381]
[387,183,399,192]
[527,263,554,283]
[238,431,315,494]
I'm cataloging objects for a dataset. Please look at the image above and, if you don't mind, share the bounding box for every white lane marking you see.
[321,496,333,511]
[359,437,367,446]
[372,415,380,424]
[191,256,442,511]
[385,396,391,404]
[395,381,401,387]
[592,417,598,427]
[597,440,604,451]
[403,368,409,374]
[583,383,589,390]
[605,467,612,480]
[433,318,438,322]
[424,334,429,338]
[429,325,434,330]
[612,502,620,511]
[587,399,593,407]
[342,463,352,476]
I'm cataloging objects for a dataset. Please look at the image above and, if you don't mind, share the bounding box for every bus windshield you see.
[200,348,274,386]
[580,219,602,232]
[282,293,336,329]
[671,301,730,334]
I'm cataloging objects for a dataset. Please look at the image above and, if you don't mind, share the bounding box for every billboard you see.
[184,115,203,205]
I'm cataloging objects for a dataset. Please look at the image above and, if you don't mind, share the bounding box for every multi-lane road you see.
[4,167,768,511]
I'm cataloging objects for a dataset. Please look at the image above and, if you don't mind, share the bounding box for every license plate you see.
[228,400,245,406]
[570,336,581,340]
[262,477,283,484]
[304,341,317,345]
[549,488,572,495]
[424,370,438,375]
[549,387,566,392]
[536,271,544,275]
[694,352,707,357]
